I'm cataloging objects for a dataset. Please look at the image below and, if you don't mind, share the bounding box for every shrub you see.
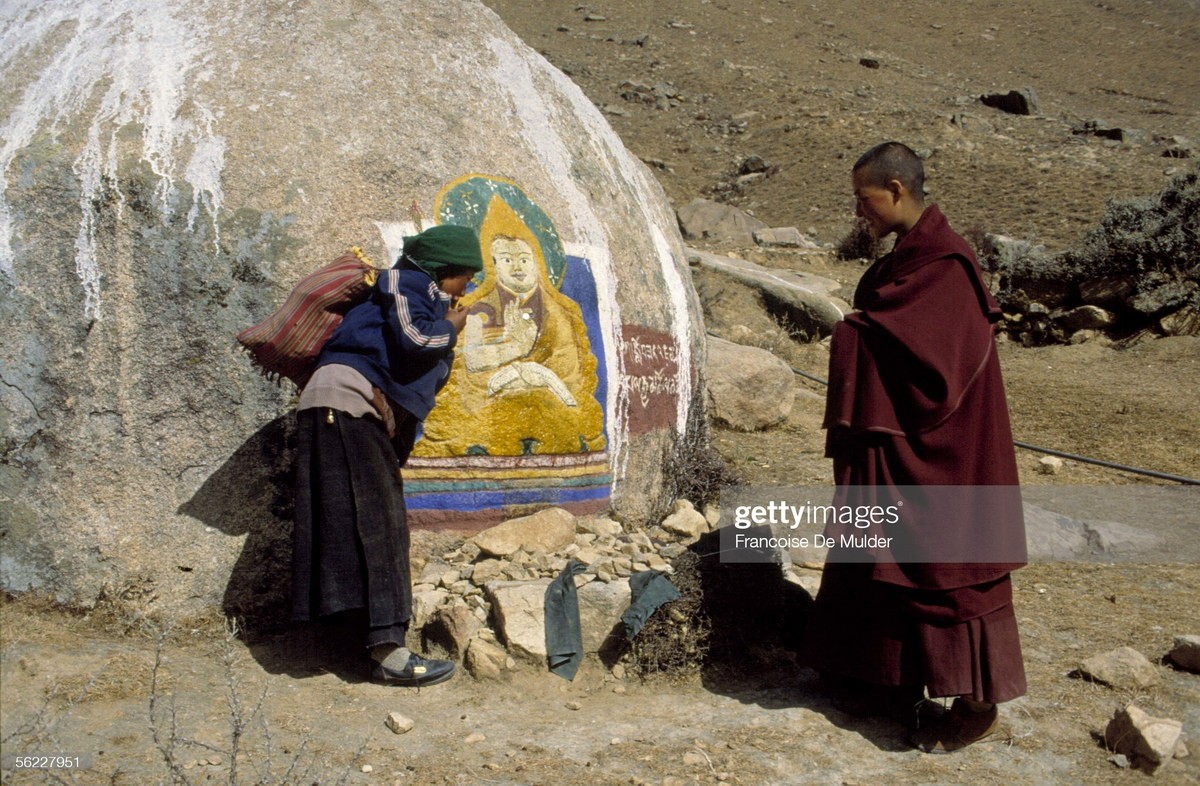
[835,218,879,261]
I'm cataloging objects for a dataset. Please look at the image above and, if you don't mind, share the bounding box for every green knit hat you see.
[399,224,484,276]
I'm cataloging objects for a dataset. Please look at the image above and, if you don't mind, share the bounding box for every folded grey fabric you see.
[622,570,682,639]
[544,559,589,680]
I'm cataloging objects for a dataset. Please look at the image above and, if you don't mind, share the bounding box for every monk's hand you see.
[515,363,577,406]
[503,300,538,354]
[486,365,521,396]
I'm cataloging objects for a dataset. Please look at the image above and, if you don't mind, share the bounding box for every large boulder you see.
[688,248,847,338]
[0,0,706,621]
[676,199,767,245]
[705,336,795,430]
[470,508,577,558]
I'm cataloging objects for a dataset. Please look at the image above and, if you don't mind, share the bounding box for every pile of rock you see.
[409,502,716,678]
[676,198,826,252]
[617,79,683,111]
[980,171,1199,346]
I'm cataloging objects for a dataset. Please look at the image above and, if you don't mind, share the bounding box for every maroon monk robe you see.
[807,204,1027,703]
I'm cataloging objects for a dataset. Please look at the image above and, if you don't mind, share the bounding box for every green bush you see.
[1062,169,1200,282]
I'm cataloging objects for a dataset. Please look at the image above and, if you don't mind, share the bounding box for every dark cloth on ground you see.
[544,559,589,680]
[622,570,682,639]
[807,204,1027,704]
[291,408,411,647]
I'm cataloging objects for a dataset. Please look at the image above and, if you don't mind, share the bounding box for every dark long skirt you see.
[803,562,1027,704]
[291,408,411,642]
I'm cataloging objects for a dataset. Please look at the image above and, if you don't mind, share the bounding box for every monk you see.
[804,142,1027,753]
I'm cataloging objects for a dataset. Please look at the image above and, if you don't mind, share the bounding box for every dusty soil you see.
[3,1,1199,784]
[483,0,1199,254]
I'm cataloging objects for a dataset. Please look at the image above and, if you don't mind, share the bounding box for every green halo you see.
[436,175,567,288]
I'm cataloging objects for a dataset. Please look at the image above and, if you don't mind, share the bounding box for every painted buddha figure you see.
[414,196,607,457]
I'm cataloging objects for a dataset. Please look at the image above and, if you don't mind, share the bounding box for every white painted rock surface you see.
[0,0,706,620]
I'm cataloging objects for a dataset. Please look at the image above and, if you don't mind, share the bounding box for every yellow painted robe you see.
[414,283,606,457]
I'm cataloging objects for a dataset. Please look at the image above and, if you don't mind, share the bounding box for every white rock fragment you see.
[753,226,818,248]
[465,636,510,680]
[1078,646,1159,689]
[385,712,415,734]
[471,508,576,557]
[1037,455,1064,475]
[1104,704,1184,775]
[661,499,709,541]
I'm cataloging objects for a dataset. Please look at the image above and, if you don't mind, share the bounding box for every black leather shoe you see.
[371,654,455,687]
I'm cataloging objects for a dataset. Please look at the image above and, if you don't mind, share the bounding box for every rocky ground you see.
[3,0,1200,784]
[482,0,1198,253]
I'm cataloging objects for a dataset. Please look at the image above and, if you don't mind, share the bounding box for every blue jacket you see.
[317,266,457,420]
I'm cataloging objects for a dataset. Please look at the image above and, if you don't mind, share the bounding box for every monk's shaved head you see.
[853,142,926,200]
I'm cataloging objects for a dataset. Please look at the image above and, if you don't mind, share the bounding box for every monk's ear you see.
[885,179,906,201]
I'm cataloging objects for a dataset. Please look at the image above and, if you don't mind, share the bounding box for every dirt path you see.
[2,561,1199,786]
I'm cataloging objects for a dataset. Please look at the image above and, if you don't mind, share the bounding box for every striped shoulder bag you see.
[236,247,382,389]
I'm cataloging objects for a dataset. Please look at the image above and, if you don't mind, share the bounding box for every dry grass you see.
[49,654,163,704]
[627,550,712,678]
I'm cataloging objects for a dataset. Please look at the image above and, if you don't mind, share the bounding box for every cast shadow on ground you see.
[685,529,915,753]
[177,414,297,643]
[177,416,440,683]
[240,612,377,683]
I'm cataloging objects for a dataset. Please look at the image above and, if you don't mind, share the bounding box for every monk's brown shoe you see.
[828,679,945,729]
[910,699,1005,754]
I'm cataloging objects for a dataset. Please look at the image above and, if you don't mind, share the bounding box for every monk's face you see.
[852,169,904,239]
[492,237,537,295]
